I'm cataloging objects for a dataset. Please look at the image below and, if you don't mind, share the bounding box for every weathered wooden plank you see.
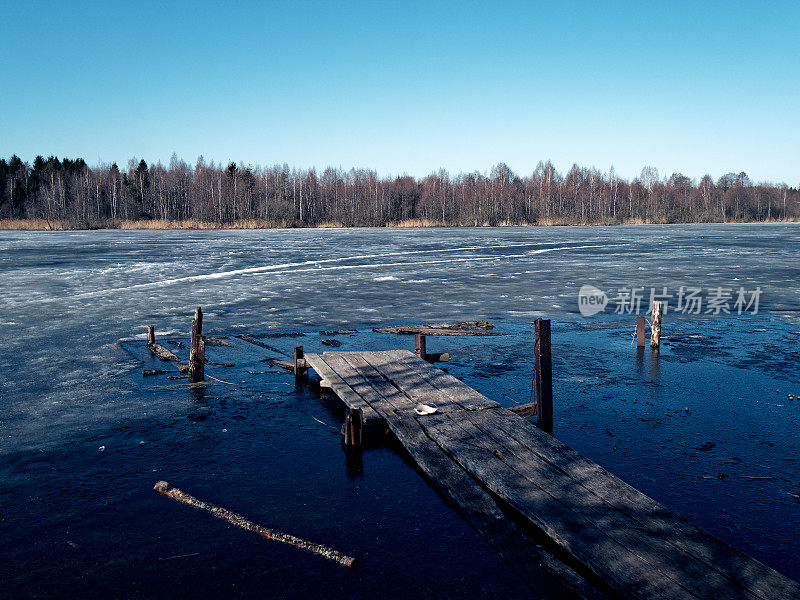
[360,351,476,414]
[446,410,767,600]
[418,412,701,600]
[333,352,607,599]
[375,350,501,411]
[481,409,800,600]
[303,353,382,424]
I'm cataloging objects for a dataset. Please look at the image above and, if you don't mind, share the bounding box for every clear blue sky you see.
[1,1,798,184]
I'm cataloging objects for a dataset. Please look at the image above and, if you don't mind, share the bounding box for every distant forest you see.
[1,154,797,228]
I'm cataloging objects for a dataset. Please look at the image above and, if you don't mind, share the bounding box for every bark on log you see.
[650,302,663,349]
[153,481,358,569]
[509,402,539,418]
[147,342,180,362]
[373,321,505,336]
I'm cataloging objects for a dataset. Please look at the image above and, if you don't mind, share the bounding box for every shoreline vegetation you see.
[2,216,800,231]
[1,154,798,230]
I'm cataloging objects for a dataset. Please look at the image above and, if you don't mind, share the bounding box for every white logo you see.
[578,284,608,317]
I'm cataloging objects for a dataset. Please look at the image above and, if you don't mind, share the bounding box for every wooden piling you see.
[188,307,205,383]
[147,325,156,345]
[650,302,662,349]
[343,407,363,447]
[534,318,553,434]
[414,334,427,360]
[636,315,645,348]
[294,346,307,378]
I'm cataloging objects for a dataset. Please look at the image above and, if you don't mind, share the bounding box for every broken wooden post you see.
[147,325,156,345]
[294,345,307,378]
[414,333,427,360]
[636,315,645,347]
[154,481,358,569]
[188,306,205,383]
[343,407,363,448]
[650,301,662,350]
[534,318,553,434]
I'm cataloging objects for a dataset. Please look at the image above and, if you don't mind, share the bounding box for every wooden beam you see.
[147,325,156,345]
[343,407,363,447]
[534,318,553,434]
[636,315,645,348]
[294,346,308,378]
[414,333,427,360]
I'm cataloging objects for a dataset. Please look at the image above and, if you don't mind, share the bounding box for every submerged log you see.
[142,368,173,377]
[147,342,180,362]
[237,335,287,355]
[153,481,358,569]
[319,329,357,335]
[204,336,233,347]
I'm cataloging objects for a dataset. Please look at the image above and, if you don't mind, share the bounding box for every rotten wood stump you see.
[650,302,662,350]
[188,306,205,383]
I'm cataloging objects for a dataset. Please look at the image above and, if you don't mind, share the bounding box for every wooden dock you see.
[304,349,800,600]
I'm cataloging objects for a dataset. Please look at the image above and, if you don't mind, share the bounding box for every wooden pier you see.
[303,349,800,600]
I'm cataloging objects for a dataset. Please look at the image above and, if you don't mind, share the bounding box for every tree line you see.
[0,154,797,228]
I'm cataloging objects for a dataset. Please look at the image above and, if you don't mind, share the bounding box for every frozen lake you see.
[1,224,799,597]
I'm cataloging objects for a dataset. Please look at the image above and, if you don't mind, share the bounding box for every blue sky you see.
[1,1,798,184]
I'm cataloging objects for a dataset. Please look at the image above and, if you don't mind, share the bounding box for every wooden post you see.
[414,334,427,360]
[294,346,307,378]
[188,307,205,383]
[534,318,553,434]
[636,315,645,348]
[650,301,662,350]
[147,325,156,345]
[343,408,363,447]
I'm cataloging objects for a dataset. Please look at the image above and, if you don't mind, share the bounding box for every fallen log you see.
[426,320,493,330]
[268,358,296,371]
[373,321,505,336]
[237,335,288,356]
[319,329,357,335]
[153,481,358,569]
[147,343,180,362]
[204,336,233,347]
